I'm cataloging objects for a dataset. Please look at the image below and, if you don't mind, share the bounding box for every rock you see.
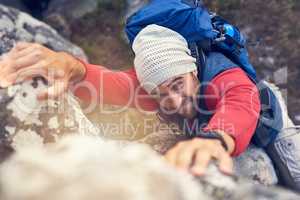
[296,115,300,123]
[0,4,87,60]
[234,145,278,185]
[0,136,209,200]
[141,130,278,186]
[0,77,100,153]
[139,130,188,154]
[120,0,149,42]
[124,0,149,20]
[44,0,112,38]
[0,135,299,200]
[0,4,95,158]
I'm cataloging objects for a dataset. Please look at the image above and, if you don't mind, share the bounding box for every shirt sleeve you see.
[72,60,158,112]
[202,68,261,156]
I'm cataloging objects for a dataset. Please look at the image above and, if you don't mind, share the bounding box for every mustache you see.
[182,96,194,107]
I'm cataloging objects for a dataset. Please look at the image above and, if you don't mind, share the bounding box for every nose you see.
[161,93,183,113]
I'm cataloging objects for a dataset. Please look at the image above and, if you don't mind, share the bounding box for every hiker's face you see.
[152,72,199,119]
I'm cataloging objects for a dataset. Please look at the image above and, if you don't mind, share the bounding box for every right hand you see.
[0,42,86,100]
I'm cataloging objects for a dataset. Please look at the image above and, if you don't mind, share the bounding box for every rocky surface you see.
[0,4,90,161]
[0,77,100,152]
[0,4,87,60]
[124,0,148,21]
[44,0,100,38]
[43,0,115,38]
[141,131,278,186]
[0,135,299,200]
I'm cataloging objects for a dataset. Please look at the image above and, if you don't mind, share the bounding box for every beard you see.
[178,96,197,119]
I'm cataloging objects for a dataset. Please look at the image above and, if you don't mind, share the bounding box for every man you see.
[0,23,262,176]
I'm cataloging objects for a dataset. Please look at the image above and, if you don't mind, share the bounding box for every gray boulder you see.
[124,0,149,20]
[0,77,100,153]
[0,4,87,60]
[43,0,111,38]
[140,131,278,186]
[0,135,299,200]
[0,5,89,162]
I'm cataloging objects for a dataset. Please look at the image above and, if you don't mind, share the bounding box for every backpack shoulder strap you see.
[183,0,207,81]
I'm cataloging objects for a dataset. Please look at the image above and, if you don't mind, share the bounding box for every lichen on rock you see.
[0,76,101,151]
[0,4,87,60]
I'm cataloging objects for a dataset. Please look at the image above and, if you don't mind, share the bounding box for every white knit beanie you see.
[132,24,197,94]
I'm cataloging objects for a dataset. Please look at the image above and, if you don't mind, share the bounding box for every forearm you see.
[71,58,158,111]
[212,130,235,155]
[203,68,261,156]
[59,52,86,83]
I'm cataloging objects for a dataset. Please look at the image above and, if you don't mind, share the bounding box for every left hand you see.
[0,42,86,100]
[164,136,234,176]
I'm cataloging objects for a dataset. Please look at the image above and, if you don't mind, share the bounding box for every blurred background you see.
[0,0,299,134]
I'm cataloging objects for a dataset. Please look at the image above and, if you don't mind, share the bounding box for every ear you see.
[191,70,198,80]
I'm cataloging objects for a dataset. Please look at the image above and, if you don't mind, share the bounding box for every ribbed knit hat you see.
[132,24,197,94]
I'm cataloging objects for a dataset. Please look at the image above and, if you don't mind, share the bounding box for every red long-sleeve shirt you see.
[73,62,261,156]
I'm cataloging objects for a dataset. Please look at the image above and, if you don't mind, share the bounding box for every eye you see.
[171,81,184,92]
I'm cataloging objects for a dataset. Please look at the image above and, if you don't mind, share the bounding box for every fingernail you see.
[191,167,205,176]
[176,166,188,172]
[221,166,233,175]
[0,80,11,88]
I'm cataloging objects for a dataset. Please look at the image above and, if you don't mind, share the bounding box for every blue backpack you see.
[126,0,257,81]
[125,0,283,148]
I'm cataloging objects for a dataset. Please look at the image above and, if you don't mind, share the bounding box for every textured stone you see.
[0,4,87,60]
[0,77,100,152]
[234,145,278,185]
[44,0,110,38]
[0,135,299,200]
[124,0,149,20]
[140,130,278,186]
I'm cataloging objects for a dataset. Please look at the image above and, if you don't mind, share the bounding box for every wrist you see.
[212,130,235,154]
[59,52,86,83]
[196,130,235,154]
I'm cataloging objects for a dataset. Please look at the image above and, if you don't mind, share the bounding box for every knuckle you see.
[218,151,230,159]
[177,152,190,164]
[175,141,185,149]
[166,148,176,156]
[33,50,44,59]
[34,43,42,50]
[191,138,202,145]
